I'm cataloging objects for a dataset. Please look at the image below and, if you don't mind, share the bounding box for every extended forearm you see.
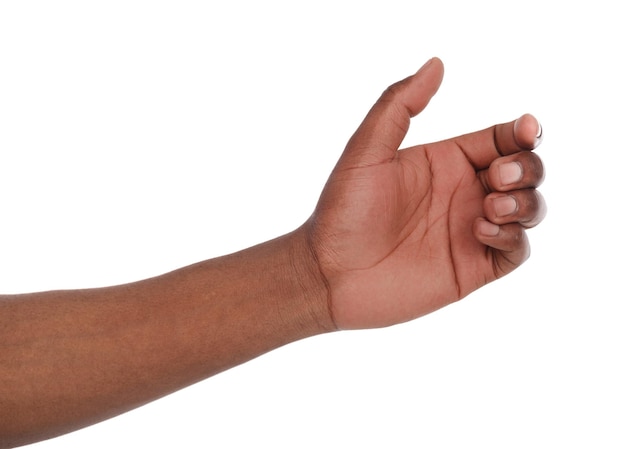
[0,227,332,447]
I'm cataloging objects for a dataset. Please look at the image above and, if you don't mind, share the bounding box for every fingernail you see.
[499,162,523,186]
[493,196,518,217]
[479,220,500,236]
[534,121,544,148]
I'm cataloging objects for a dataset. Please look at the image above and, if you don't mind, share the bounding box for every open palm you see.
[307,58,545,329]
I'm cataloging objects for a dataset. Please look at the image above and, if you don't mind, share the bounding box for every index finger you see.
[451,114,543,170]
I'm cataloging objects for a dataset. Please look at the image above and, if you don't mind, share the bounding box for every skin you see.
[0,58,545,447]
[309,58,545,328]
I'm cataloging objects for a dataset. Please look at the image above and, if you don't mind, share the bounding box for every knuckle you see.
[383,79,405,100]
[521,190,547,228]
[520,152,545,187]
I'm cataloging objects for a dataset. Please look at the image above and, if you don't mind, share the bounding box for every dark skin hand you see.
[0,57,545,447]
[307,57,545,328]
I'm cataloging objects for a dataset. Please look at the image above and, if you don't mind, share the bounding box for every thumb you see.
[339,57,444,168]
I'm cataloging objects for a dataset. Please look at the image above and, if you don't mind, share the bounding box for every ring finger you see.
[484,189,547,228]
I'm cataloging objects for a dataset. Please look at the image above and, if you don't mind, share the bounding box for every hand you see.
[306,58,546,329]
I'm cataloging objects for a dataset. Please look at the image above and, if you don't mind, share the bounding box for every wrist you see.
[282,226,336,335]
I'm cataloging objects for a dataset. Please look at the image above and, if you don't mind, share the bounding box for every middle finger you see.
[479,151,545,193]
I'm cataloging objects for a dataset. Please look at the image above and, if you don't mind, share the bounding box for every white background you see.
[1,1,624,447]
